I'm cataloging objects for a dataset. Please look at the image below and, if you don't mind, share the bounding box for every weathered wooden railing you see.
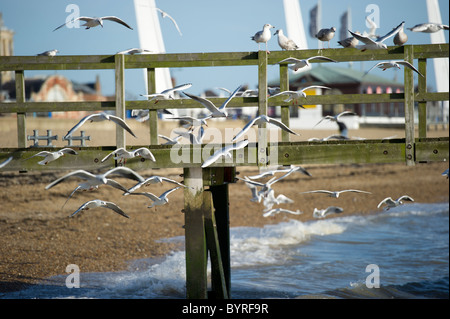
[0,44,448,299]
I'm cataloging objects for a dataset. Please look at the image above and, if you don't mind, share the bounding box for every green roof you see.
[270,65,403,87]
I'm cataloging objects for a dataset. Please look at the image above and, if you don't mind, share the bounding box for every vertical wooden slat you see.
[115,54,126,149]
[15,70,26,148]
[418,58,427,139]
[257,50,268,169]
[146,68,159,145]
[403,45,415,166]
[279,64,290,142]
[183,167,208,299]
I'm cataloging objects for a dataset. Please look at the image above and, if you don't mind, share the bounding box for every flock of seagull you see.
[4,8,449,219]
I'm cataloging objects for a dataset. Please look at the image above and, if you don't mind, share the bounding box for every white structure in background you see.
[133,0,176,115]
[427,0,449,123]
[280,0,358,130]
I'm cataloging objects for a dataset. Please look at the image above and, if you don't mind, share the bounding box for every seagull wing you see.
[105,179,129,193]
[26,151,52,160]
[306,56,338,63]
[101,16,133,29]
[60,148,78,155]
[45,170,96,190]
[397,195,414,202]
[202,140,248,168]
[267,117,299,136]
[349,30,376,45]
[160,177,186,187]
[219,85,242,111]
[53,17,84,31]
[341,189,371,194]
[377,21,404,43]
[336,111,358,120]
[103,201,130,218]
[134,147,156,161]
[70,200,96,217]
[64,113,100,138]
[299,85,332,93]
[163,83,193,95]
[231,116,260,142]
[300,190,334,195]
[364,62,385,76]
[183,92,222,116]
[107,115,137,138]
[161,186,182,199]
[104,167,145,182]
[277,57,302,64]
[156,9,183,36]
[396,61,424,77]
[377,197,394,208]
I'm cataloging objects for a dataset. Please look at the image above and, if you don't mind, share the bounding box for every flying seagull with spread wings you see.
[53,16,133,31]
[349,21,405,51]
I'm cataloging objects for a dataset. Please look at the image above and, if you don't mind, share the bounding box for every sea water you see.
[1,202,448,299]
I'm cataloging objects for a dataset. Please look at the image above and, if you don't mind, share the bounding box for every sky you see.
[1,0,449,99]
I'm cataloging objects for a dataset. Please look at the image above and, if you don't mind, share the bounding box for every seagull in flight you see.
[127,187,182,209]
[125,175,188,194]
[364,61,424,77]
[53,16,133,31]
[158,134,182,145]
[70,199,129,218]
[251,24,275,53]
[263,208,303,218]
[26,148,78,165]
[140,83,192,104]
[349,21,405,51]
[64,112,137,139]
[231,115,299,142]
[247,165,311,180]
[270,85,331,105]
[155,8,182,36]
[377,195,414,210]
[314,110,358,128]
[173,127,205,145]
[117,48,152,55]
[101,147,156,164]
[277,56,337,71]
[300,189,371,198]
[201,139,249,168]
[408,23,449,33]
[313,206,344,218]
[263,189,294,211]
[0,156,13,169]
[183,85,242,118]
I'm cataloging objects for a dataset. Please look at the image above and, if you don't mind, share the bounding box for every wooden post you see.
[183,167,208,299]
[15,70,26,148]
[418,58,427,139]
[279,63,290,142]
[257,50,268,169]
[147,68,159,145]
[115,54,126,149]
[403,45,415,166]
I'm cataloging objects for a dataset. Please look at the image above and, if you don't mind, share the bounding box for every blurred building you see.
[0,12,14,87]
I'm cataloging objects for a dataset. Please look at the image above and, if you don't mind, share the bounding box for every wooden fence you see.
[0,44,448,298]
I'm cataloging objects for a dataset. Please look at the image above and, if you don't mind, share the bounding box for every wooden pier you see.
[0,44,448,298]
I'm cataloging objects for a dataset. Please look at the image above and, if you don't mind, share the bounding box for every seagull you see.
[201,139,249,168]
[232,114,299,142]
[173,127,205,145]
[244,181,263,203]
[315,27,336,48]
[0,156,13,168]
[127,186,182,208]
[26,148,78,165]
[155,8,182,36]
[263,189,294,211]
[270,85,332,105]
[377,195,414,210]
[393,23,408,46]
[251,24,275,53]
[46,167,144,193]
[116,48,152,55]
[338,35,359,48]
[274,29,299,50]
[247,165,311,180]
[53,16,133,31]
[37,49,59,56]
[349,21,405,51]
[277,56,337,71]
[364,61,424,77]
[63,112,137,139]
[70,199,129,218]
[314,110,358,128]
[313,206,344,218]
[408,23,449,33]
[131,108,173,122]
[300,189,371,198]
[101,147,156,163]
[140,83,192,103]
[46,167,145,207]
[263,208,303,218]
[125,176,187,194]
[158,134,182,145]
[183,85,242,118]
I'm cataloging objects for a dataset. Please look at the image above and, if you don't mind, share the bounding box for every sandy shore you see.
[0,118,448,294]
